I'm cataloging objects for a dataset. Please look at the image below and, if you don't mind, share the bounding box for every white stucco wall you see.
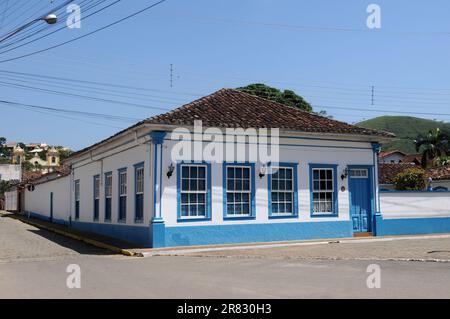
[4,190,17,211]
[380,191,450,219]
[30,125,380,231]
[69,128,152,228]
[160,134,377,227]
[0,164,21,181]
[25,175,70,222]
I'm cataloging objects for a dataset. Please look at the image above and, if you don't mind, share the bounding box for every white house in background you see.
[379,150,406,163]
[19,89,450,248]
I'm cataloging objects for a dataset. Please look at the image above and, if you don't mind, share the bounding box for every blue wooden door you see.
[349,168,372,232]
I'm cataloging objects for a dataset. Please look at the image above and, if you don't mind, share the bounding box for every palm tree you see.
[415,128,450,168]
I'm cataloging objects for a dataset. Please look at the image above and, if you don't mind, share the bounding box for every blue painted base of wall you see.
[164,221,353,247]
[151,219,165,248]
[27,211,69,226]
[375,215,450,236]
[72,221,151,247]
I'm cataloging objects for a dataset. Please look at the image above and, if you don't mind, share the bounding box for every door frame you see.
[347,165,375,233]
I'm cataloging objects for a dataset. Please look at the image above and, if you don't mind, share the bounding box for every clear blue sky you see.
[2,0,450,150]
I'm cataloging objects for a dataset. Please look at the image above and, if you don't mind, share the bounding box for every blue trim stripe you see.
[164,221,353,247]
[375,216,450,236]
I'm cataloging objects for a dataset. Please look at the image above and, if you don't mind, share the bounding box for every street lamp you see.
[0,13,58,43]
[42,14,58,25]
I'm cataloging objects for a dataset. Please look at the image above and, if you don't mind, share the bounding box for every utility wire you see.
[0,99,139,122]
[0,0,168,63]
[0,0,118,52]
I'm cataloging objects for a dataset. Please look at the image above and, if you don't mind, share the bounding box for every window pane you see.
[182,167,189,178]
[190,167,197,178]
[198,167,205,178]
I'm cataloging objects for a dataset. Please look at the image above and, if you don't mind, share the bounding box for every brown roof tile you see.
[68,89,395,160]
[379,163,417,184]
[146,89,395,137]
[379,163,450,183]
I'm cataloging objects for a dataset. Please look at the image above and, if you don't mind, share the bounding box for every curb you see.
[1,212,142,257]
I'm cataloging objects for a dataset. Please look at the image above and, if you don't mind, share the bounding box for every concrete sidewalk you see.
[0,212,142,257]
[136,234,450,262]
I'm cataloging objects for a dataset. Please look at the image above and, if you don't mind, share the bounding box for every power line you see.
[0,0,168,63]
[0,0,119,53]
[0,68,201,97]
[0,99,139,122]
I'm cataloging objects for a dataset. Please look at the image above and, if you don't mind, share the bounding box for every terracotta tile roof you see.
[379,150,406,159]
[379,163,450,183]
[379,163,417,184]
[426,165,450,181]
[145,89,395,137]
[402,154,422,165]
[68,89,395,160]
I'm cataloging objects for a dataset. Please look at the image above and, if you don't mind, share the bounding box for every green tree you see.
[0,180,12,201]
[0,137,9,164]
[414,128,450,168]
[393,168,427,191]
[237,83,313,112]
[57,147,73,161]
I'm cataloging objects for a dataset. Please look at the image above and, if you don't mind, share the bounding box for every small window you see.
[104,172,112,221]
[74,180,80,220]
[311,167,336,215]
[225,165,253,217]
[93,175,100,221]
[118,169,127,222]
[135,165,144,222]
[51,156,56,163]
[180,164,208,218]
[349,169,368,178]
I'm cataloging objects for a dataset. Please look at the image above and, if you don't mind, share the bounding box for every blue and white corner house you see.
[22,89,450,248]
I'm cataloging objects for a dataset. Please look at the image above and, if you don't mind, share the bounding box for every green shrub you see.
[393,168,427,191]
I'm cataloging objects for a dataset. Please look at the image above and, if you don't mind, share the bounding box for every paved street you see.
[1,214,450,298]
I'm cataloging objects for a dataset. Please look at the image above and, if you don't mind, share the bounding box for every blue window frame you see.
[223,162,255,220]
[104,171,112,222]
[134,162,144,223]
[177,162,211,221]
[118,168,127,222]
[268,163,298,219]
[309,164,338,217]
[93,175,100,221]
[74,179,80,220]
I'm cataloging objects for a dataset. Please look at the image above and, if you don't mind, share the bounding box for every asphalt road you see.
[1,214,450,298]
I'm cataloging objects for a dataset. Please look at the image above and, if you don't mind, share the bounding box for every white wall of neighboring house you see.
[4,190,17,211]
[0,164,21,181]
[25,175,70,223]
[380,191,450,219]
[380,152,405,164]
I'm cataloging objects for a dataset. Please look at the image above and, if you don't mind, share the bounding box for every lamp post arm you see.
[0,19,41,44]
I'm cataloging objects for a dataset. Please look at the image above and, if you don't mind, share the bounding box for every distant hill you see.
[357,116,450,153]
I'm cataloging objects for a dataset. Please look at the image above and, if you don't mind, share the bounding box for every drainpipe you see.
[371,142,381,235]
